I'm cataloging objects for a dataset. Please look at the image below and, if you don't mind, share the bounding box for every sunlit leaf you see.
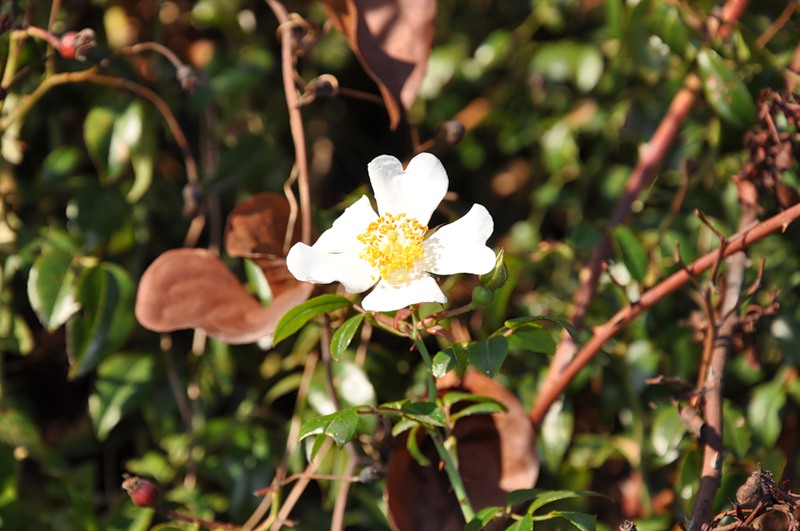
[330,313,365,361]
[299,407,361,451]
[273,294,350,345]
[27,243,80,330]
[612,226,647,284]
[697,48,756,128]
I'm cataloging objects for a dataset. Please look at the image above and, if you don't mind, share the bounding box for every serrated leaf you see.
[66,263,135,379]
[697,48,756,128]
[505,513,533,531]
[273,294,350,345]
[467,336,509,378]
[330,313,365,361]
[88,353,155,440]
[612,226,647,283]
[533,511,597,531]
[298,407,360,449]
[401,401,446,428]
[27,245,80,330]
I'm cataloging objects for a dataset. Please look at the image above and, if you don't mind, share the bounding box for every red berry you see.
[122,475,159,508]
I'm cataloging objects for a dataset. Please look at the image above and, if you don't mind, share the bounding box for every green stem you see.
[410,314,475,523]
[411,315,437,403]
[429,428,476,523]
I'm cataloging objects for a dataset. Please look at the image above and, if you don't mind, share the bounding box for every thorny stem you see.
[534,0,751,428]
[530,199,800,427]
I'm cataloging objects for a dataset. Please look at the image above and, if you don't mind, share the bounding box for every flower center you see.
[357,213,427,284]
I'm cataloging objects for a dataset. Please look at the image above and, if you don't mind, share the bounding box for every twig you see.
[756,0,797,49]
[530,198,800,425]
[533,0,751,428]
[265,0,312,245]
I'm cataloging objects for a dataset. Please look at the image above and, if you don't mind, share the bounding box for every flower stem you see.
[411,315,437,403]
[429,428,476,523]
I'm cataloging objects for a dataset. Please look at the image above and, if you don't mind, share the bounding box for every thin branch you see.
[533,0,751,428]
[530,199,800,425]
[265,0,312,245]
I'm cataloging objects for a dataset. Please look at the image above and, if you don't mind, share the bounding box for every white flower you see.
[286,153,496,312]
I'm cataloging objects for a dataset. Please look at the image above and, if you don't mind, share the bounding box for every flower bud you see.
[122,475,159,508]
[479,249,507,290]
[471,285,495,306]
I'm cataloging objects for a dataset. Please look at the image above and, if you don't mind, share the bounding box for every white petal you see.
[369,153,448,224]
[361,275,447,312]
[422,204,496,275]
[313,195,378,253]
[286,243,378,293]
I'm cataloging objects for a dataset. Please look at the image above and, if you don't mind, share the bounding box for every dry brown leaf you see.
[224,192,303,298]
[386,370,539,531]
[135,248,312,345]
[322,0,437,129]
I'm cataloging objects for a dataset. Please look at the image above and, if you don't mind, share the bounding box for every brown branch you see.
[265,0,312,245]
[690,193,760,530]
[529,199,800,425]
[532,0,751,428]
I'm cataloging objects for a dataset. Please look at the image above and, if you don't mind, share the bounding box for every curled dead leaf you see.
[135,248,312,345]
[322,0,436,129]
[224,192,305,298]
[386,370,539,531]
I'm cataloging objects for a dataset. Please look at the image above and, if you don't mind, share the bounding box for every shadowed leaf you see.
[322,0,436,129]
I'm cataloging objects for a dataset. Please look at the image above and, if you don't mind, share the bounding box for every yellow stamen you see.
[357,213,427,285]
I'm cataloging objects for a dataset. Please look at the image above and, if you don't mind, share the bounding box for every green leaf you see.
[507,489,606,512]
[507,326,556,355]
[465,506,503,531]
[108,101,146,181]
[432,349,456,378]
[612,226,647,284]
[83,106,116,181]
[504,316,578,345]
[66,263,135,379]
[405,425,432,467]
[533,511,597,531]
[723,400,750,458]
[330,313,365,361]
[747,376,787,447]
[651,405,686,465]
[697,49,756,128]
[88,353,155,440]
[467,336,509,378]
[273,294,351,345]
[27,244,79,330]
[401,401,446,428]
[505,513,533,531]
[126,104,156,202]
[450,400,506,423]
[298,407,361,450]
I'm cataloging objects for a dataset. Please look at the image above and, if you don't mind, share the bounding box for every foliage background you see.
[2,0,800,529]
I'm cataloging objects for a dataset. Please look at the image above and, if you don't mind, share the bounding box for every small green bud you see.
[471,286,495,306]
[479,249,507,290]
